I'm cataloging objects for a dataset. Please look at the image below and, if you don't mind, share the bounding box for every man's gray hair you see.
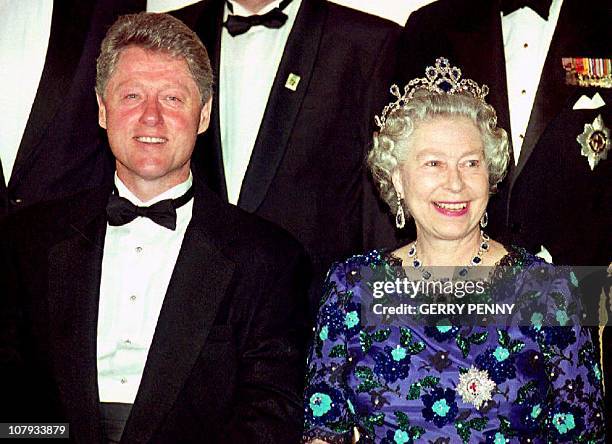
[368,90,510,215]
[96,12,213,103]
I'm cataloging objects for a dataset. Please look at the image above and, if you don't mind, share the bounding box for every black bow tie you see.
[501,0,553,19]
[106,186,194,230]
[224,0,293,37]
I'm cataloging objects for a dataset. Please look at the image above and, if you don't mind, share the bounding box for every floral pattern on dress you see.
[303,247,605,443]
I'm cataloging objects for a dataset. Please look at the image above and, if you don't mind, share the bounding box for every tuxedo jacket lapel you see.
[174,0,228,198]
[121,186,235,444]
[448,0,511,138]
[45,182,235,443]
[513,0,598,179]
[207,10,227,199]
[237,0,326,212]
[444,0,517,186]
[47,195,108,444]
[0,167,6,198]
[10,0,95,188]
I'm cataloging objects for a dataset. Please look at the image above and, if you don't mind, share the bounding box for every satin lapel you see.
[0,168,6,197]
[448,0,511,136]
[513,0,593,179]
[237,0,326,212]
[173,0,228,198]
[207,0,228,198]
[10,0,95,187]
[444,0,516,229]
[47,208,107,444]
[121,192,235,444]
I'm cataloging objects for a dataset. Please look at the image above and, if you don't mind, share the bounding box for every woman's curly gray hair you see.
[367,90,509,215]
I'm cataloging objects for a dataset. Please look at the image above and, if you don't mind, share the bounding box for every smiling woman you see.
[367,58,510,267]
[369,70,508,248]
[391,117,490,247]
[302,58,606,443]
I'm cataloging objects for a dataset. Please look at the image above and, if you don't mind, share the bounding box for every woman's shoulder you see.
[494,245,580,286]
[491,245,580,307]
[496,244,548,267]
[319,250,402,310]
[326,249,401,281]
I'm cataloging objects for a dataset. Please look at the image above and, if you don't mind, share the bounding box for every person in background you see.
[303,58,605,443]
[397,0,611,266]
[398,0,612,429]
[170,0,403,314]
[0,13,308,443]
[0,0,143,218]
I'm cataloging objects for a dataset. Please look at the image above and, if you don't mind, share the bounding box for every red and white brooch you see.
[457,366,496,409]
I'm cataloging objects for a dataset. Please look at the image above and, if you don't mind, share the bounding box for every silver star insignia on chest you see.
[576,114,610,170]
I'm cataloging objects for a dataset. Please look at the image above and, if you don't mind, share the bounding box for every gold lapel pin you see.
[285,73,300,91]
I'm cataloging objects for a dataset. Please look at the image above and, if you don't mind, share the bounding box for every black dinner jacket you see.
[0,179,309,443]
[0,0,144,218]
[398,0,611,266]
[172,0,403,308]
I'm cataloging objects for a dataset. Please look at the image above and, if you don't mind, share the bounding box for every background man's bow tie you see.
[106,186,194,230]
[224,0,293,37]
[501,0,553,19]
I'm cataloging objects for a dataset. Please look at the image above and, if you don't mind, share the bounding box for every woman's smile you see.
[432,200,469,216]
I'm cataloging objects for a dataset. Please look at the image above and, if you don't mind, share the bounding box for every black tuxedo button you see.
[510,222,522,233]
[9,197,23,207]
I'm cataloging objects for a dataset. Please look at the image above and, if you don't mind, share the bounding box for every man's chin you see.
[121,163,193,185]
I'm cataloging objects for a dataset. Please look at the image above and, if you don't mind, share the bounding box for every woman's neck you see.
[415,229,482,266]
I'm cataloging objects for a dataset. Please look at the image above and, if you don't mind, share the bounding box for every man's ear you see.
[96,93,107,129]
[197,96,213,134]
[391,168,405,199]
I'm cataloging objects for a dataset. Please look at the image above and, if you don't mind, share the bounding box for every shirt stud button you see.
[135,246,143,253]
[130,295,137,301]
[120,378,127,384]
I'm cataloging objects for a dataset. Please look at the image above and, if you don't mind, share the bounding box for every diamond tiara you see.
[375,57,490,131]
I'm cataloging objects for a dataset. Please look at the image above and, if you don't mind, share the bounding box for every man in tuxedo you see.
[170,0,402,311]
[0,0,145,219]
[0,13,307,443]
[399,0,611,267]
[399,0,611,432]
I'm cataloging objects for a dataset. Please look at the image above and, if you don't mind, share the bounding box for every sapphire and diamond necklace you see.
[406,231,490,280]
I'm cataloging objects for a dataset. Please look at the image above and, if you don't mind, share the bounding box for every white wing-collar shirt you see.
[220,0,302,204]
[97,173,194,403]
[502,0,563,165]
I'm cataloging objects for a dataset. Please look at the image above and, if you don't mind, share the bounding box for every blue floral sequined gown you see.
[303,247,605,443]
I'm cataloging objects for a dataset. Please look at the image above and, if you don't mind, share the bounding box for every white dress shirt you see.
[502,0,562,164]
[219,0,301,204]
[97,174,194,403]
[0,0,53,183]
